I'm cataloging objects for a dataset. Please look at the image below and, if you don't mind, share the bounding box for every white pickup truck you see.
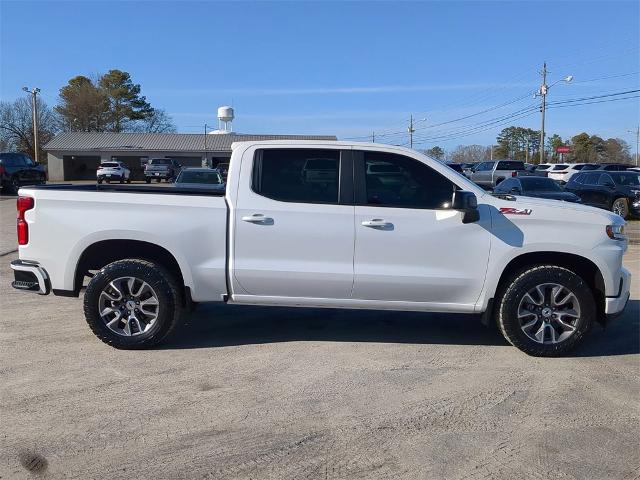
[11,141,631,356]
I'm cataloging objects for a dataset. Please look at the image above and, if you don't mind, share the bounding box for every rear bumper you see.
[605,267,631,319]
[10,260,50,295]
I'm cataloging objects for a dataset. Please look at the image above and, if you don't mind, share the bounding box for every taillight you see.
[0,164,5,176]
[17,196,34,245]
[512,171,518,177]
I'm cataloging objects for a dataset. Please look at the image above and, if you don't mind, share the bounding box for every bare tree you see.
[448,144,490,163]
[0,97,59,162]
[132,109,177,133]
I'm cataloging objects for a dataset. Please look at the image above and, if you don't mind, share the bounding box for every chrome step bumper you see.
[10,260,50,295]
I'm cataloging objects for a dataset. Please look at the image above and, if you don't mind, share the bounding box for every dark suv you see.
[0,152,46,193]
[144,158,182,183]
[565,170,640,219]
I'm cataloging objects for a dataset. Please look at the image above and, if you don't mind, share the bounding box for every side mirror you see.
[510,187,522,194]
[452,190,480,224]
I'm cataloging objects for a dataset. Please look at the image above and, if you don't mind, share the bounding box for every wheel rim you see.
[517,283,581,344]
[98,277,160,336]
[613,200,625,216]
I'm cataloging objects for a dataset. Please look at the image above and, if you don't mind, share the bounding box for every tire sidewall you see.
[612,198,629,219]
[83,260,179,349]
[497,266,595,356]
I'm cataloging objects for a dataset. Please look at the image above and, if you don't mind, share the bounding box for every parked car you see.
[565,170,640,219]
[532,163,553,177]
[493,176,581,203]
[144,158,182,183]
[97,161,131,184]
[461,162,478,178]
[469,160,535,189]
[444,162,464,174]
[0,152,46,193]
[11,141,630,357]
[173,168,225,191]
[592,163,632,172]
[547,163,594,184]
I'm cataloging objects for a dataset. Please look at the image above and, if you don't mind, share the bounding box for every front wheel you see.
[145,177,151,184]
[495,265,595,357]
[83,259,182,349]
[612,198,629,219]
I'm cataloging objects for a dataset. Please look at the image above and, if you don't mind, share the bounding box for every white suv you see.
[97,161,131,184]
[547,163,594,184]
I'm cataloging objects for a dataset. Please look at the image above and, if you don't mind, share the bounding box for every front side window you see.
[253,149,340,204]
[583,173,599,185]
[476,162,494,172]
[361,152,455,209]
[521,178,562,192]
[494,178,517,193]
[598,174,615,186]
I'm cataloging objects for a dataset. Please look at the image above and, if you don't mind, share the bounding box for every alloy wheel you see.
[98,276,160,336]
[517,283,581,344]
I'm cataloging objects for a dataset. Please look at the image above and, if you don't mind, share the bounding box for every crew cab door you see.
[352,150,491,309]
[231,147,355,299]
[471,161,494,187]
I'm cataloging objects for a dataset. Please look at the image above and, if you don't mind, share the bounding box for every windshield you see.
[611,172,640,186]
[521,177,563,192]
[552,164,569,170]
[150,159,171,165]
[177,170,222,184]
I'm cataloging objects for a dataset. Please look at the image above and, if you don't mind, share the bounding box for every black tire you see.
[612,197,629,219]
[127,177,132,184]
[97,178,103,184]
[156,178,162,183]
[119,178,124,184]
[495,265,595,357]
[83,259,182,349]
[9,177,20,194]
[145,177,151,184]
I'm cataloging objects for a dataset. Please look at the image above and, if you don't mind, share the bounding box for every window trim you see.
[353,150,457,210]
[251,148,347,206]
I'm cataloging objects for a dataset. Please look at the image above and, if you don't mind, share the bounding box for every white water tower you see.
[217,106,234,132]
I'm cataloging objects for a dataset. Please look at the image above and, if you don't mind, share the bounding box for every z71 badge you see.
[500,207,532,215]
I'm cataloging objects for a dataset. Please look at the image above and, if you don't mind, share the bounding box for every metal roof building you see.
[44,132,337,181]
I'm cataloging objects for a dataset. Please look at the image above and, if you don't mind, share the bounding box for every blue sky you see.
[1,0,638,152]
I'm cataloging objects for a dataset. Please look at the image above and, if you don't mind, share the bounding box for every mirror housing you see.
[510,187,522,194]
[452,190,480,224]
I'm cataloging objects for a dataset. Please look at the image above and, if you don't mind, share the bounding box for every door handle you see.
[361,219,392,228]
[242,214,272,224]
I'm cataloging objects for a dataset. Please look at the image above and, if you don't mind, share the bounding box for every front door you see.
[232,147,355,299]
[352,150,491,309]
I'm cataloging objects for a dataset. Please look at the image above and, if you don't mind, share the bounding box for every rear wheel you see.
[156,178,162,183]
[495,265,595,357]
[612,197,629,219]
[97,178,103,184]
[119,177,124,184]
[9,177,20,193]
[83,259,181,349]
[145,177,151,184]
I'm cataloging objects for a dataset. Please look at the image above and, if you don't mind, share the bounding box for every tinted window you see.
[602,164,626,171]
[551,164,569,170]
[178,170,222,184]
[100,162,120,168]
[520,177,562,192]
[581,164,598,171]
[0,153,34,167]
[535,164,552,171]
[150,159,171,165]
[573,164,588,170]
[571,174,585,184]
[476,162,494,172]
[610,172,640,186]
[583,173,599,185]
[497,161,525,170]
[253,149,339,204]
[598,174,615,186]
[362,152,455,209]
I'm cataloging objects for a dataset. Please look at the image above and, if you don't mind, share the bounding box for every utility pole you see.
[372,131,375,143]
[408,114,415,149]
[490,145,493,161]
[538,63,547,165]
[629,126,639,166]
[204,123,208,167]
[22,87,40,163]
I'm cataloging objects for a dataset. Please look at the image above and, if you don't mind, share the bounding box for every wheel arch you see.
[73,239,187,298]
[487,251,606,323]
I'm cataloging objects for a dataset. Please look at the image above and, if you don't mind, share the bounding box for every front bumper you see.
[10,260,50,295]
[605,266,631,319]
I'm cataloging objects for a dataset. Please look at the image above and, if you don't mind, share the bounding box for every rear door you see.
[232,147,355,299]
[351,149,491,309]
[471,161,494,187]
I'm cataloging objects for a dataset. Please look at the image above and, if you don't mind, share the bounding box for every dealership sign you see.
[556,146,571,154]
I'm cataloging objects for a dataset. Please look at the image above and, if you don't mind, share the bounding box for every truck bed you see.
[27,183,226,196]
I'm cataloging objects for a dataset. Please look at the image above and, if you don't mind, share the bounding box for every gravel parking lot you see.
[1,191,639,479]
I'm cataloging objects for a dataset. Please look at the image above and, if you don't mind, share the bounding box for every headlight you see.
[631,189,640,196]
[606,224,626,240]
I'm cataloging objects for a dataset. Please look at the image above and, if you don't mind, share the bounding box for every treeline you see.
[0,69,176,162]
[425,126,634,164]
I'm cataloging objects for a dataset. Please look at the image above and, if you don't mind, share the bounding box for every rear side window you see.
[361,151,455,209]
[573,164,588,170]
[583,173,599,185]
[598,174,615,186]
[581,164,598,171]
[571,174,585,184]
[253,149,340,204]
[497,161,525,170]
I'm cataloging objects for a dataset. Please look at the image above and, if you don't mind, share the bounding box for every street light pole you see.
[22,86,41,163]
[537,64,573,164]
[539,63,547,165]
[629,126,639,166]
[408,114,415,149]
